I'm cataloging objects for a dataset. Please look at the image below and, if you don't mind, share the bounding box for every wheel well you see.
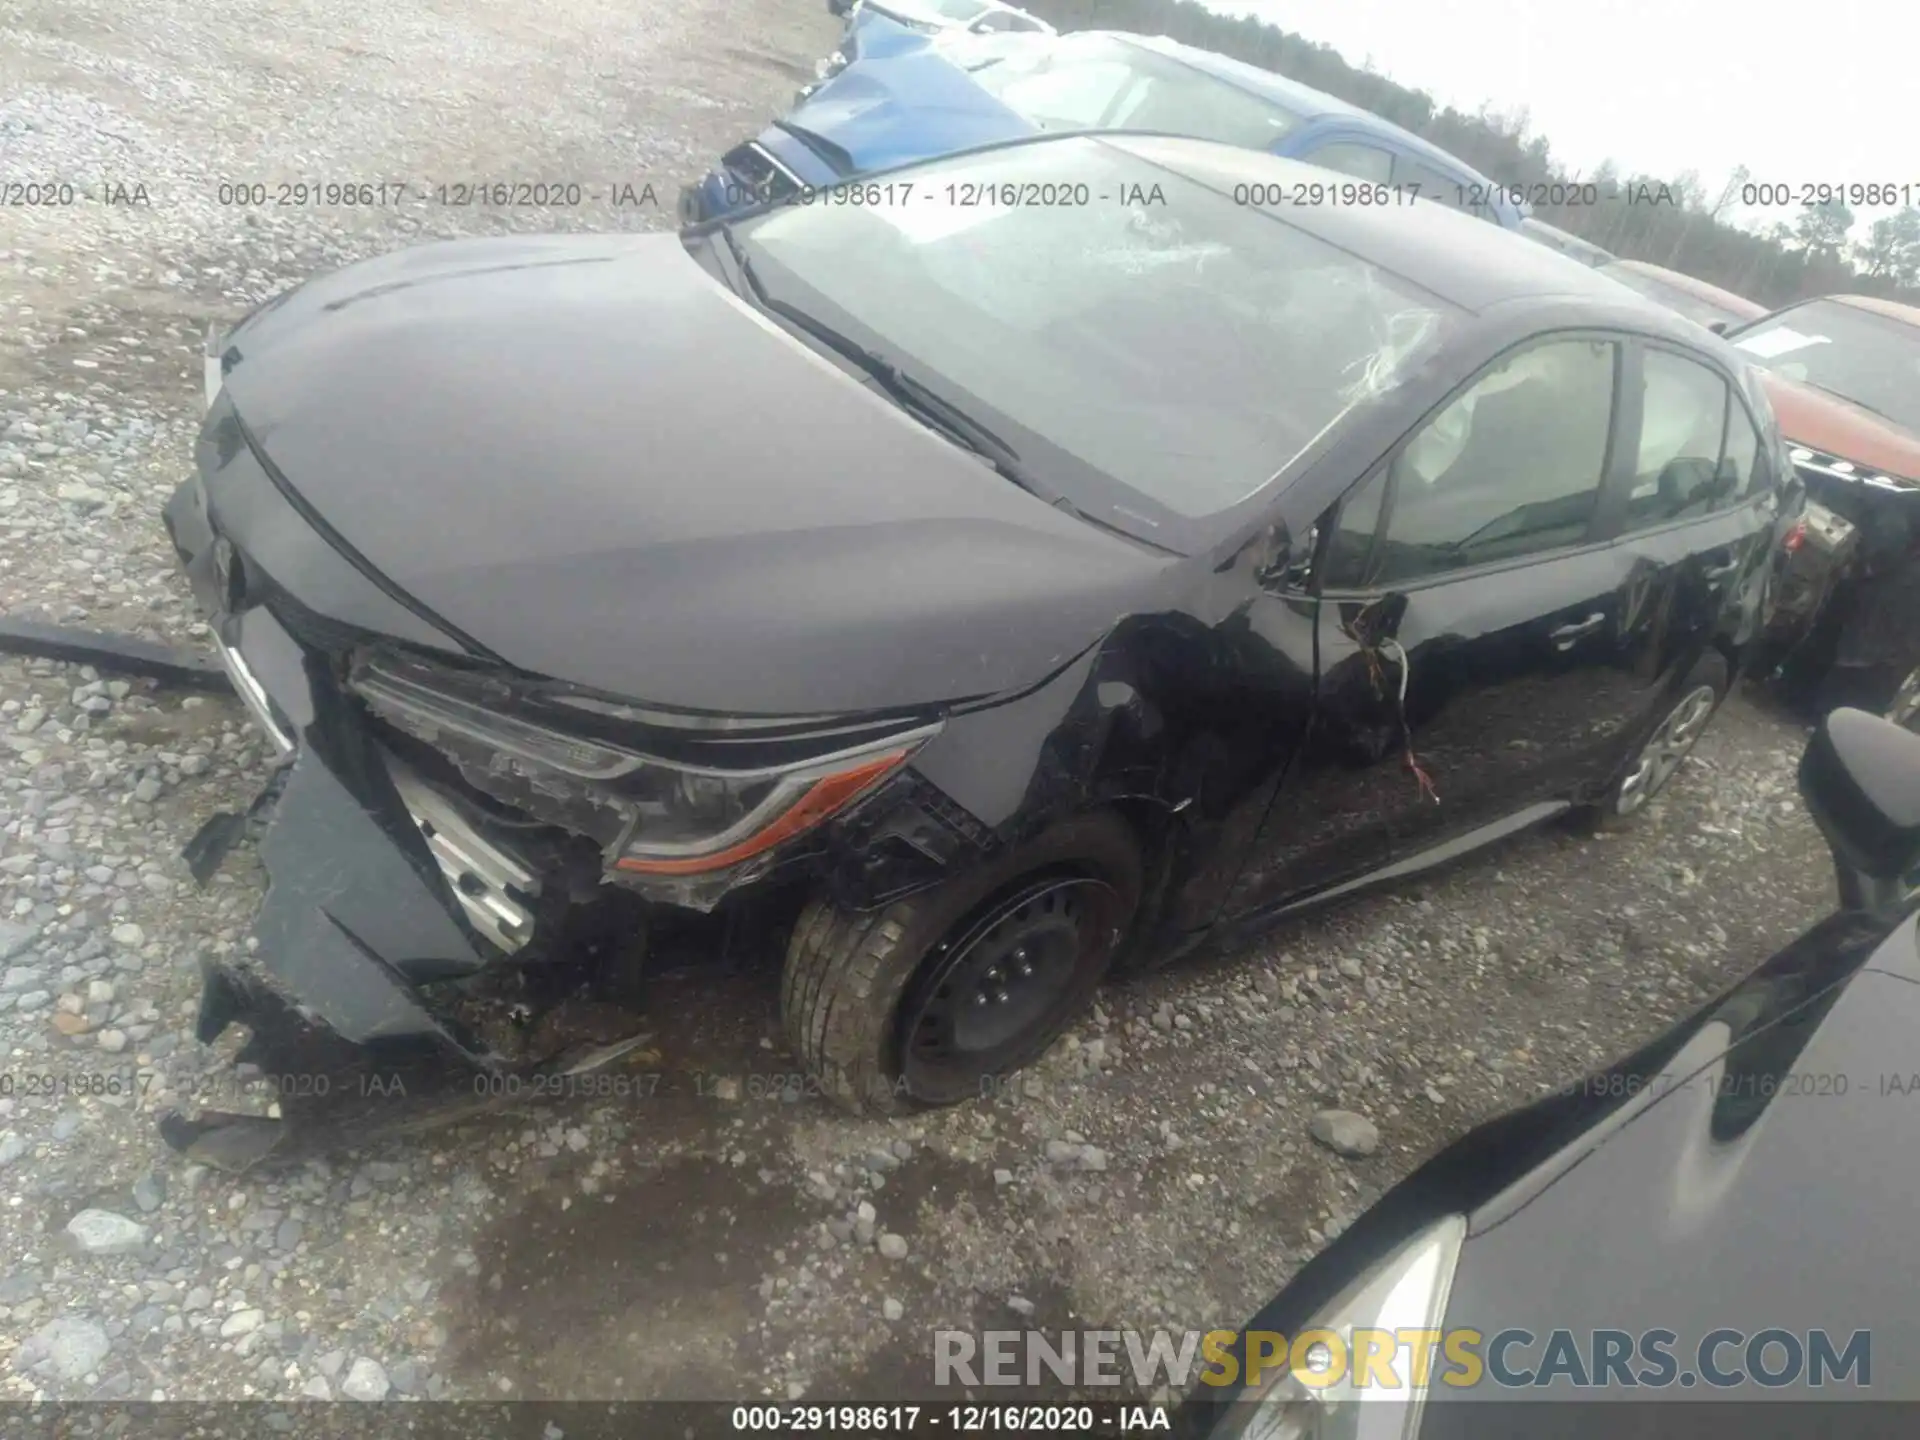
[1101,795,1170,866]
[1090,795,1184,965]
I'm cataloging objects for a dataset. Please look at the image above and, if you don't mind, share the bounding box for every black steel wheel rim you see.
[898,874,1120,1096]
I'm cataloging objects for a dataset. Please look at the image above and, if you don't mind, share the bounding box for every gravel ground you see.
[0,0,1840,1408]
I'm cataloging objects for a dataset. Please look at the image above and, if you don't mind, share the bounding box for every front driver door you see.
[1229,334,1660,918]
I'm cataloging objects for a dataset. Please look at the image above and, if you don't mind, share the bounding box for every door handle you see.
[1548,612,1607,650]
[1701,558,1741,584]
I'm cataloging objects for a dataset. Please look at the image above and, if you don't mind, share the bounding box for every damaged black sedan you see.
[164,132,1792,1161]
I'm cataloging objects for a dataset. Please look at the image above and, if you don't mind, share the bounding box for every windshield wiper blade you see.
[880,366,1084,515]
[879,365,1024,473]
[873,369,1083,512]
[713,227,1109,526]
[719,250,1072,508]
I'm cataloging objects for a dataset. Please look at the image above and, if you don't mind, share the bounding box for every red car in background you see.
[1726,295,1920,721]
[1599,258,1767,332]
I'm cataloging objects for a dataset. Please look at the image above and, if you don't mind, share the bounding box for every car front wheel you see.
[780,811,1142,1117]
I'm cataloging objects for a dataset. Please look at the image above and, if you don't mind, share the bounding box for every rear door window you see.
[1624,349,1745,528]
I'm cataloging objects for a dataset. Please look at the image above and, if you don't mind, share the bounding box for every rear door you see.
[1596,339,1781,701]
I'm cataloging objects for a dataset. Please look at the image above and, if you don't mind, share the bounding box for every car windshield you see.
[1602,266,1746,329]
[1732,299,1920,432]
[733,138,1459,541]
[960,34,1302,148]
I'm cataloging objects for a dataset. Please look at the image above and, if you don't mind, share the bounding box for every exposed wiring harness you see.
[1354,622,1439,805]
[1379,637,1439,804]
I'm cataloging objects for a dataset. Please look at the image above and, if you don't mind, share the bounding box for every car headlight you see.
[1216,1216,1467,1440]
[349,650,938,875]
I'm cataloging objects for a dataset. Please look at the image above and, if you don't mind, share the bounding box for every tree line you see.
[1019,0,1920,307]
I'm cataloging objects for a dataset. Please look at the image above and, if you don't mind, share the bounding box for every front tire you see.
[780,811,1142,1117]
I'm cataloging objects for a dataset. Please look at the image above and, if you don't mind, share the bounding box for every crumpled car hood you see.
[216,232,1166,715]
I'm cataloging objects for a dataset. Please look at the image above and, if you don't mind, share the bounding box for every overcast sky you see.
[1215,0,1914,237]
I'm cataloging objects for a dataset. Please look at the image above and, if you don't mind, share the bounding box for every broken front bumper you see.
[160,473,566,1137]
[159,467,676,1165]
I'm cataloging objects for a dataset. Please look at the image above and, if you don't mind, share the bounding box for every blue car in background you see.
[681,22,1528,228]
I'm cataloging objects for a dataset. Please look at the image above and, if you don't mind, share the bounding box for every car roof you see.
[1113,33,1497,180]
[1603,259,1766,317]
[1830,293,1920,329]
[1098,134,1711,329]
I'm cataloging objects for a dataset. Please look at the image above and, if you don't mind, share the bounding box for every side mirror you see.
[1799,708,1920,917]
[1250,521,1315,592]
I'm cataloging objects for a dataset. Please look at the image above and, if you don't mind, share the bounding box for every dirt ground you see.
[0,0,1837,1408]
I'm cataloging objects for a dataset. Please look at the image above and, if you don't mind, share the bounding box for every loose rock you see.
[65,1208,149,1255]
[15,1316,112,1381]
[220,1308,264,1338]
[1309,1109,1380,1159]
[343,1357,391,1401]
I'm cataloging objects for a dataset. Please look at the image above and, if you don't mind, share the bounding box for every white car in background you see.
[803,0,1052,102]
[826,0,1054,38]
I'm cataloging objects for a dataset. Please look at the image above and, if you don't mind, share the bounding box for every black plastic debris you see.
[0,616,231,691]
